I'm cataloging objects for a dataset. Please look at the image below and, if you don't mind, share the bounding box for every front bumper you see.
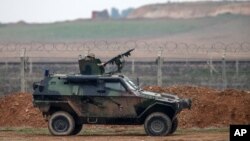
[179,98,192,110]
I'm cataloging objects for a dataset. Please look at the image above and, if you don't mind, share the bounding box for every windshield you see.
[123,76,139,91]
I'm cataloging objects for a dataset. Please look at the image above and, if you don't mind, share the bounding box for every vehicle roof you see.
[52,73,126,80]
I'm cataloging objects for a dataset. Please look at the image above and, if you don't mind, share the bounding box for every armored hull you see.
[33,74,191,136]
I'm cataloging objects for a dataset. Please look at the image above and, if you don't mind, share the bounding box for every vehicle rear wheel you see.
[169,118,178,134]
[71,124,83,135]
[144,112,172,136]
[48,111,75,136]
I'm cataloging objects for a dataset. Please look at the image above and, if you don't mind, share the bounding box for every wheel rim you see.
[52,116,69,133]
[151,119,164,133]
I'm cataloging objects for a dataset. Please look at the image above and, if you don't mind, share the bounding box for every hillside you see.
[128,1,250,19]
[0,14,250,43]
[0,1,250,43]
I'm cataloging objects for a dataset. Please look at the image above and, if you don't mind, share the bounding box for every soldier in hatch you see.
[78,53,105,75]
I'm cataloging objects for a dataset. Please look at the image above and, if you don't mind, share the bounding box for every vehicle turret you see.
[78,49,134,75]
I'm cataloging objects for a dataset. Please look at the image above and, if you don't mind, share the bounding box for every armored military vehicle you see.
[32,49,191,136]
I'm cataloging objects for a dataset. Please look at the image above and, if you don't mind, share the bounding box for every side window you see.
[105,82,126,92]
[78,79,98,96]
[103,79,127,96]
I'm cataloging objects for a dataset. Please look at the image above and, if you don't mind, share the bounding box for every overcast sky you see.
[0,0,243,23]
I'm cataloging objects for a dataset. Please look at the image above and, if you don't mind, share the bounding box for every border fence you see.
[0,41,250,95]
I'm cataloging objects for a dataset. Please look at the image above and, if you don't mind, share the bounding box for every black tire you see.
[48,111,75,136]
[144,112,172,136]
[71,124,83,135]
[169,118,178,134]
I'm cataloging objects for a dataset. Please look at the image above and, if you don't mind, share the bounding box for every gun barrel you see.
[104,48,134,66]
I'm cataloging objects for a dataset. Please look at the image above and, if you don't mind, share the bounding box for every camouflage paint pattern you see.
[33,49,191,125]
[33,73,191,124]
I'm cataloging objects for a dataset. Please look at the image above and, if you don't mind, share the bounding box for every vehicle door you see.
[99,78,141,117]
[77,78,141,118]
[77,78,126,117]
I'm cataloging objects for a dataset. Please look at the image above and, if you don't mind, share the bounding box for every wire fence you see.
[0,41,250,60]
[0,41,250,52]
[0,41,250,95]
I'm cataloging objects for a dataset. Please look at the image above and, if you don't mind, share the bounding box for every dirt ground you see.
[0,127,229,141]
[0,85,248,141]
[1,85,249,128]
[144,86,250,128]
[0,132,229,141]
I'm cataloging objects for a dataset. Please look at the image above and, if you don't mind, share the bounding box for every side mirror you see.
[39,85,44,92]
[33,82,38,90]
[44,69,49,77]
[137,77,140,87]
[137,77,144,88]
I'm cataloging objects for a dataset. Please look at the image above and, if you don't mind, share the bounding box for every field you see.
[0,14,250,43]
[0,18,198,41]
[0,127,229,141]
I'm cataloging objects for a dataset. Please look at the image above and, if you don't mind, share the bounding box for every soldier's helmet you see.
[87,53,95,58]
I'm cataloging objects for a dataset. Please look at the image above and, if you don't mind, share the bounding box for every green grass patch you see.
[0,14,247,42]
[0,19,196,41]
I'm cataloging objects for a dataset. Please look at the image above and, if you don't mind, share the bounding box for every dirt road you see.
[0,127,229,141]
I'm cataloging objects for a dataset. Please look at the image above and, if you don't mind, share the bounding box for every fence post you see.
[5,61,8,74]
[20,49,26,93]
[235,60,239,77]
[222,51,227,89]
[131,59,135,75]
[209,56,213,87]
[29,58,33,75]
[157,51,163,86]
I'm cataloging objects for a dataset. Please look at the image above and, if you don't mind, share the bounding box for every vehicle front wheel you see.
[144,112,172,136]
[48,111,75,136]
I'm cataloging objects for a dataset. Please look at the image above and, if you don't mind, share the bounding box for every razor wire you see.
[0,41,250,56]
